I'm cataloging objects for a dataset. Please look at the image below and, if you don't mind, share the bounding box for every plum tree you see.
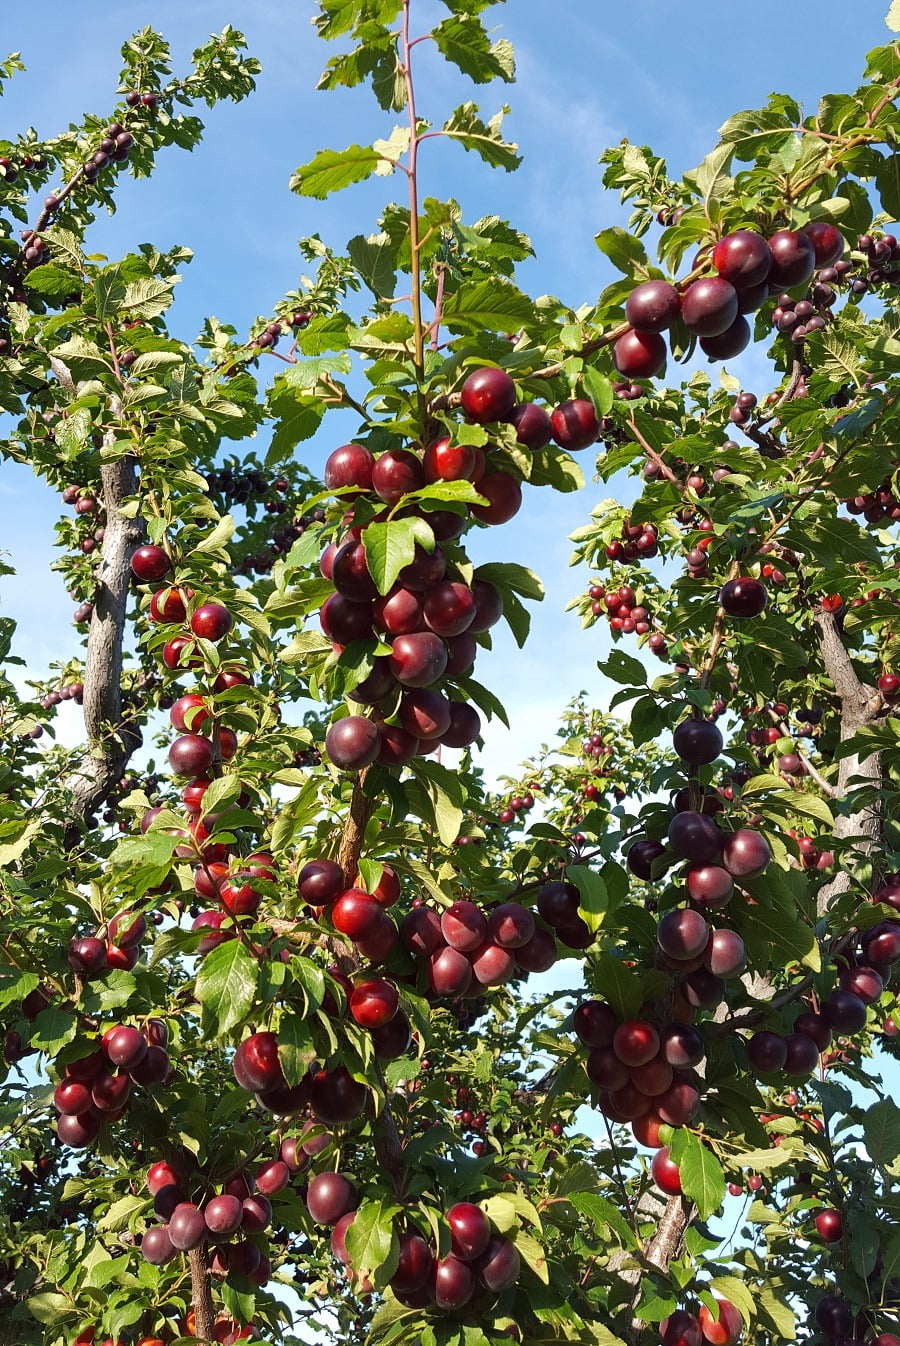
[1,4,900,1346]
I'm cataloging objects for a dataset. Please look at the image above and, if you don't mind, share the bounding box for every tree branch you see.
[188,1246,215,1340]
[62,444,144,845]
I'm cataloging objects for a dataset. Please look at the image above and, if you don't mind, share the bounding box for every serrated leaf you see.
[363,515,434,594]
[669,1130,725,1219]
[266,386,326,464]
[442,278,534,334]
[511,1228,548,1283]
[26,1293,72,1325]
[278,1014,317,1086]
[348,231,398,298]
[709,1276,755,1325]
[345,1199,401,1286]
[566,865,611,934]
[98,1194,147,1232]
[121,276,178,320]
[433,15,515,84]
[568,1191,637,1248]
[291,144,381,198]
[442,102,520,171]
[195,939,259,1037]
[192,513,235,554]
[599,649,649,686]
[863,1098,900,1171]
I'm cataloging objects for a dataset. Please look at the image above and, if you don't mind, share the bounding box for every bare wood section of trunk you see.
[62,450,143,844]
[188,1246,216,1340]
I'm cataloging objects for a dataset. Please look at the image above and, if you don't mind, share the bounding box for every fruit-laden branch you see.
[62,419,143,845]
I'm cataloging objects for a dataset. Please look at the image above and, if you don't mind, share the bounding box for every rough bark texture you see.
[62,449,143,845]
[813,609,885,911]
[337,767,374,881]
[188,1246,216,1340]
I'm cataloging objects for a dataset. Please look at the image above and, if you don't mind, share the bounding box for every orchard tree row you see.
[1,4,900,1346]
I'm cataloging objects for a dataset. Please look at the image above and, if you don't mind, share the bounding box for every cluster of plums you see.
[576,997,704,1136]
[587,580,664,654]
[80,120,135,185]
[252,309,312,350]
[308,1174,521,1311]
[603,518,660,563]
[614,222,844,379]
[400,891,562,998]
[140,1157,275,1289]
[40,679,84,709]
[844,472,900,526]
[854,229,900,294]
[318,435,509,770]
[232,1028,370,1122]
[18,228,50,271]
[67,908,148,977]
[188,851,277,953]
[316,363,629,771]
[298,856,402,970]
[493,790,536,827]
[54,1021,172,1149]
[658,1302,743,1346]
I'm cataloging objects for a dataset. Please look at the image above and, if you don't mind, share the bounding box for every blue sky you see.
[0,0,894,779]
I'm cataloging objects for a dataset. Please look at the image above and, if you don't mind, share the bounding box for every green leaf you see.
[195,939,259,1037]
[863,1098,900,1171]
[594,226,648,275]
[442,102,521,171]
[598,649,648,686]
[348,231,398,299]
[709,1276,756,1326]
[512,1228,549,1283]
[669,1130,725,1219]
[192,513,235,554]
[266,386,326,464]
[94,268,127,321]
[121,276,178,320]
[26,1293,73,1326]
[291,144,381,198]
[756,1285,796,1339]
[278,1014,318,1086]
[587,954,666,1020]
[474,561,544,602]
[364,515,434,594]
[566,865,611,933]
[345,1199,401,1286]
[568,1191,637,1248]
[0,818,41,865]
[433,16,515,84]
[98,1194,147,1232]
[442,278,535,334]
